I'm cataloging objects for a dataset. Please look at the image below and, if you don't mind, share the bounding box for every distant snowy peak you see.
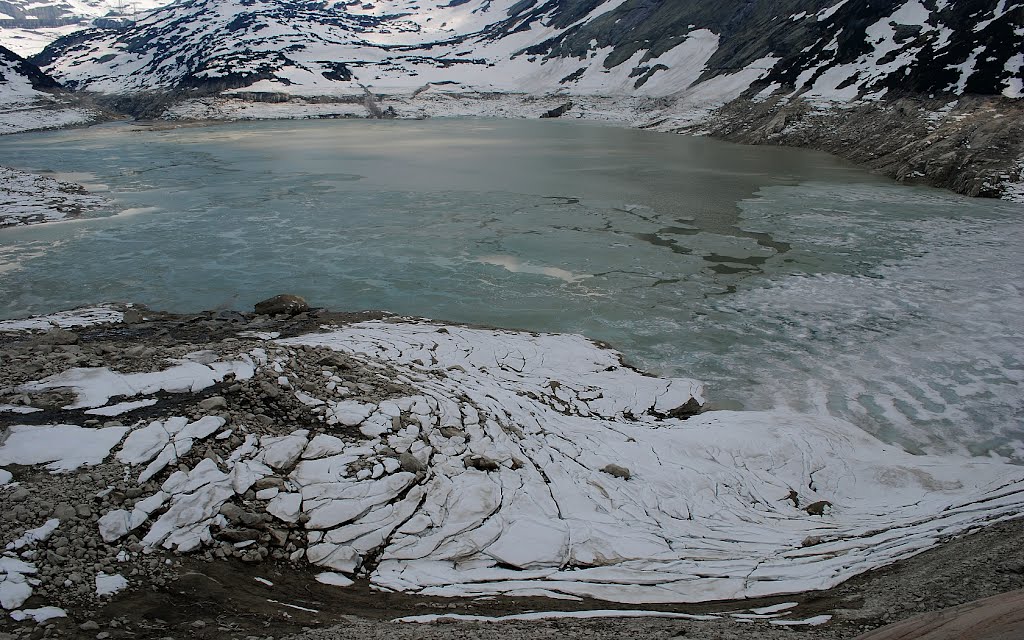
[0,44,99,133]
[0,44,60,95]
[32,0,1024,102]
[0,0,171,26]
[0,0,176,57]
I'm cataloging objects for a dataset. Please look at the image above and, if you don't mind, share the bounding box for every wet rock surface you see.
[699,95,1024,200]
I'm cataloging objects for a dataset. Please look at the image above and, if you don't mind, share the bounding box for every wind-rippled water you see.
[1,119,1021,458]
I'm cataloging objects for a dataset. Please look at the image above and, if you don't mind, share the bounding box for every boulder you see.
[36,328,79,345]
[601,464,631,480]
[199,396,227,411]
[540,102,573,118]
[253,294,309,316]
[805,500,833,516]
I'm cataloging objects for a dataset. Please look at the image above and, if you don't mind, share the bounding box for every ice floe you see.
[84,398,159,416]
[272,322,1024,602]
[5,519,59,552]
[0,555,36,611]
[0,424,130,473]
[1,515,64,616]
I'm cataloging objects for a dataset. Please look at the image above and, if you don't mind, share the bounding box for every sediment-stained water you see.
[0,118,1021,457]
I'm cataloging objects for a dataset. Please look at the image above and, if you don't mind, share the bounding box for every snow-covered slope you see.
[0,0,172,56]
[32,0,1024,103]
[0,44,98,132]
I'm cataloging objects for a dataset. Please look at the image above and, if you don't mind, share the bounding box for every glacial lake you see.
[0,118,1022,458]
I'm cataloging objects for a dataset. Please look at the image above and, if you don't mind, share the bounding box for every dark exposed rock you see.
[217,527,261,543]
[601,463,631,480]
[805,500,833,516]
[398,452,425,474]
[36,327,79,345]
[465,454,501,472]
[666,397,703,420]
[539,101,573,118]
[198,396,227,411]
[254,294,309,316]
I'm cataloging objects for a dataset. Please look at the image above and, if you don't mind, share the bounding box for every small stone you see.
[199,396,227,411]
[464,455,500,472]
[52,503,77,519]
[258,382,279,399]
[75,504,93,518]
[37,328,79,345]
[219,503,245,524]
[601,464,631,480]
[79,621,100,631]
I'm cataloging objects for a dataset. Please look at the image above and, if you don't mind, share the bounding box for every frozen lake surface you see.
[0,118,1021,458]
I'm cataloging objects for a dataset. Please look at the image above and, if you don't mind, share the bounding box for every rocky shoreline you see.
[3,89,1023,205]
[1,301,1023,639]
[698,94,1024,201]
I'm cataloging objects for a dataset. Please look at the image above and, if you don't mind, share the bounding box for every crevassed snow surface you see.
[264,322,1024,602]
[1,308,1022,603]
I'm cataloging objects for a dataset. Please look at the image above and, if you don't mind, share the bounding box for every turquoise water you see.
[1,118,1021,457]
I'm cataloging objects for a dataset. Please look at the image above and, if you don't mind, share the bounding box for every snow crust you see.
[21,353,256,409]
[0,166,108,228]
[3,314,1023,605]
[276,322,1024,602]
[315,571,354,587]
[0,424,129,472]
[0,305,123,331]
[397,609,721,623]
[9,606,67,623]
[94,572,128,597]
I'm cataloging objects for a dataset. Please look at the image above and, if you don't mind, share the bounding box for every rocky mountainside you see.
[0,0,171,56]
[0,44,105,132]
[0,0,170,26]
[32,0,1024,100]
[6,0,1024,197]
[0,44,59,92]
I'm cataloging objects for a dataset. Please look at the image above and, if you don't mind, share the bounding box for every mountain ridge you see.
[1,0,1022,198]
